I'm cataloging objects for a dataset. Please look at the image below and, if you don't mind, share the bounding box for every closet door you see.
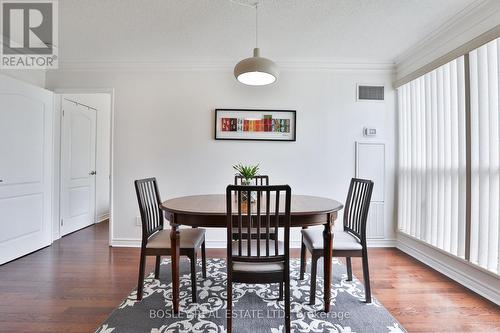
[0,75,53,264]
[60,99,97,236]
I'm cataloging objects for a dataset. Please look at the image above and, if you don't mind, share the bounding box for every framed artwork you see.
[214,109,296,141]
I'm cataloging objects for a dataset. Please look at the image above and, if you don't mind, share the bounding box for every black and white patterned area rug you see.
[95,258,406,333]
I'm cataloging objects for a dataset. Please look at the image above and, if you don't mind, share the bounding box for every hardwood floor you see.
[0,221,498,333]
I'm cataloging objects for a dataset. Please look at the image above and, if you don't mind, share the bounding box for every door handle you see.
[89,171,96,175]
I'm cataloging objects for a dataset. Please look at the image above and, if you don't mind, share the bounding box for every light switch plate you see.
[363,127,377,136]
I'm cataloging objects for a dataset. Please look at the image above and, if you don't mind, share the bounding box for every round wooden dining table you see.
[161,194,343,313]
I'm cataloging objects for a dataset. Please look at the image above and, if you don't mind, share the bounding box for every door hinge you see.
[61,219,64,226]
[62,109,65,117]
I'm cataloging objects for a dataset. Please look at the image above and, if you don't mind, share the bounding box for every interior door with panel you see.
[60,99,97,236]
[355,141,385,239]
[0,75,53,264]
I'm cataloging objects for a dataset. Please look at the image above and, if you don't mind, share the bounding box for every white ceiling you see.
[58,0,477,64]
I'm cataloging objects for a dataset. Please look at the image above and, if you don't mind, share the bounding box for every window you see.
[469,38,500,273]
[398,57,467,258]
[397,37,500,275]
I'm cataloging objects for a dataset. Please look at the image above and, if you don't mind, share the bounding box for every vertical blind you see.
[469,38,500,274]
[398,37,500,275]
[398,57,467,258]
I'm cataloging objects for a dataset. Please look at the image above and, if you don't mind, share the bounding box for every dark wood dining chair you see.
[300,178,374,304]
[226,184,292,333]
[233,175,275,241]
[134,178,207,302]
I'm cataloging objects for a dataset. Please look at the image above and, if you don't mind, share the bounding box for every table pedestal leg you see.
[170,216,180,314]
[323,213,333,312]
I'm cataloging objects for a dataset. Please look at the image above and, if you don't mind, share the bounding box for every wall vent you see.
[357,84,384,101]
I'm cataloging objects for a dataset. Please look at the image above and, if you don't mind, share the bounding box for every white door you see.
[0,75,53,265]
[60,99,97,236]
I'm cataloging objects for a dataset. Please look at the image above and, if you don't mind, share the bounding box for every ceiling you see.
[58,0,477,65]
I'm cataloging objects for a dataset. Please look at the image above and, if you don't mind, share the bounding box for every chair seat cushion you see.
[231,240,285,272]
[146,228,205,249]
[233,261,284,272]
[301,229,362,251]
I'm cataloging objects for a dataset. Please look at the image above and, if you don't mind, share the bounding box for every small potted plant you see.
[233,163,260,202]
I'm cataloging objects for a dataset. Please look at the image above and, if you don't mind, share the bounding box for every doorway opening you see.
[57,92,113,239]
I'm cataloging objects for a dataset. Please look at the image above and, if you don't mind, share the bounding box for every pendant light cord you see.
[230,0,261,49]
[255,2,258,48]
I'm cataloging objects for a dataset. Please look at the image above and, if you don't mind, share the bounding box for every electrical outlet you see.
[135,216,142,226]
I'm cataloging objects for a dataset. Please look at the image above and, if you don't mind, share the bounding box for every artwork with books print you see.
[215,109,296,141]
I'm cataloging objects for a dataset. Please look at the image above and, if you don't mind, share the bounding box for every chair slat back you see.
[232,175,270,240]
[234,175,269,186]
[134,178,164,243]
[343,178,374,243]
[226,185,291,264]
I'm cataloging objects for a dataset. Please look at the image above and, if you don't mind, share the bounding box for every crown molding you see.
[54,59,395,73]
[394,0,488,64]
[395,0,500,80]
[394,24,500,87]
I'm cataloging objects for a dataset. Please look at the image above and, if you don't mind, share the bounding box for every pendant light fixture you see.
[234,1,279,86]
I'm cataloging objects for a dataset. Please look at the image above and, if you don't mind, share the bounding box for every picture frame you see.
[214,109,296,141]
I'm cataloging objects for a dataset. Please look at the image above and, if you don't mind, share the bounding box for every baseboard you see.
[367,238,396,247]
[97,213,109,223]
[397,233,500,305]
[111,238,141,247]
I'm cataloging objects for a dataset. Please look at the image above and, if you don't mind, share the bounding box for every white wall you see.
[0,70,46,88]
[46,68,396,247]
